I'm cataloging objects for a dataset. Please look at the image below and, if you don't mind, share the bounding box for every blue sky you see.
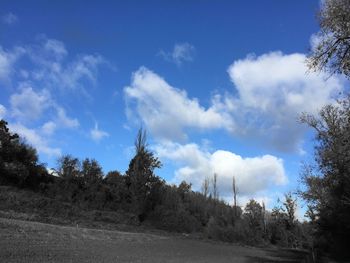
[1,1,348,216]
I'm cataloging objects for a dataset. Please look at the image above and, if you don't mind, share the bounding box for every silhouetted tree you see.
[57,155,81,179]
[0,119,47,189]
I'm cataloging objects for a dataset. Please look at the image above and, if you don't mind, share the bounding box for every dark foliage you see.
[300,96,350,260]
[125,128,162,221]
[0,120,50,190]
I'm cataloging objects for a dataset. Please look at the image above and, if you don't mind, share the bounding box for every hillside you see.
[0,217,309,263]
[0,186,311,262]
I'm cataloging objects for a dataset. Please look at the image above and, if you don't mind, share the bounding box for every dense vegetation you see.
[300,96,350,260]
[0,120,309,249]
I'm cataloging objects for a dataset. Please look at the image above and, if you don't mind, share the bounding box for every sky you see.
[0,0,348,218]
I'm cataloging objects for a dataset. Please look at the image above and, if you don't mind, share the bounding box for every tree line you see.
[0,121,309,248]
[303,0,350,260]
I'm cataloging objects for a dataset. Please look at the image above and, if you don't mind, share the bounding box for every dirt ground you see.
[0,218,308,263]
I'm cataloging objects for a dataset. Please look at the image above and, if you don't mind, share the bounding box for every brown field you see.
[0,217,308,263]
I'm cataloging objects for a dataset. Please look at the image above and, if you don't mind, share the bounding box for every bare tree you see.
[212,173,219,200]
[232,175,238,216]
[262,201,266,235]
[201,176,210,198]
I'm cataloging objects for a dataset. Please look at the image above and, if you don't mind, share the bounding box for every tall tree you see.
[300,96,350,258]
[282,192,296,228]
[307,0,350,78]
[125,128,161,221]
[211,173,219,200]
[201,176,210,198]
[232,175,238,216]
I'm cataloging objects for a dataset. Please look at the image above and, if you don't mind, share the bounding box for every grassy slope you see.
[0,186,310,262]
[0,218,310,263]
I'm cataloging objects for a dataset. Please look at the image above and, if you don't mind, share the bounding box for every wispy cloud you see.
[0,46,25,82]
[158,43,195,66]
[9,86,79,129]
[90,122,109,142]
[0,31,113,159]
[10,86,51,121]
[1,36,109,158]
[55,106,79,129]
[0,104,6,119]
[26,38,107,93]
[41,121,57,135]
[1,12,18,25]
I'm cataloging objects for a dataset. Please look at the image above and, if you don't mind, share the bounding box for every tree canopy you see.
[300,96,350,258]
[307,0,350,78]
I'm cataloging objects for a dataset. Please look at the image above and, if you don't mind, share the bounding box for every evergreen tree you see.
[125,128,161,221]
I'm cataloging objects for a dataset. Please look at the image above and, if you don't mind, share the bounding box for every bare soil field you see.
[0,217,308,263]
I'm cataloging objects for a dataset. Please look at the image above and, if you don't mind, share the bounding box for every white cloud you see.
[0,46,25,81]
[228,52,341,114]
[125,52,344,152]
[10,87,51,121]
[124,67,233,141]
[155,142,287,198]
[90,122,109,142]
[55,107,79,129]
[0,104,6,119]
[41,121,57,135]
[224,51,344,151]
[1,12,18,25]
[159,43,195,66]
[8,123,61,156]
